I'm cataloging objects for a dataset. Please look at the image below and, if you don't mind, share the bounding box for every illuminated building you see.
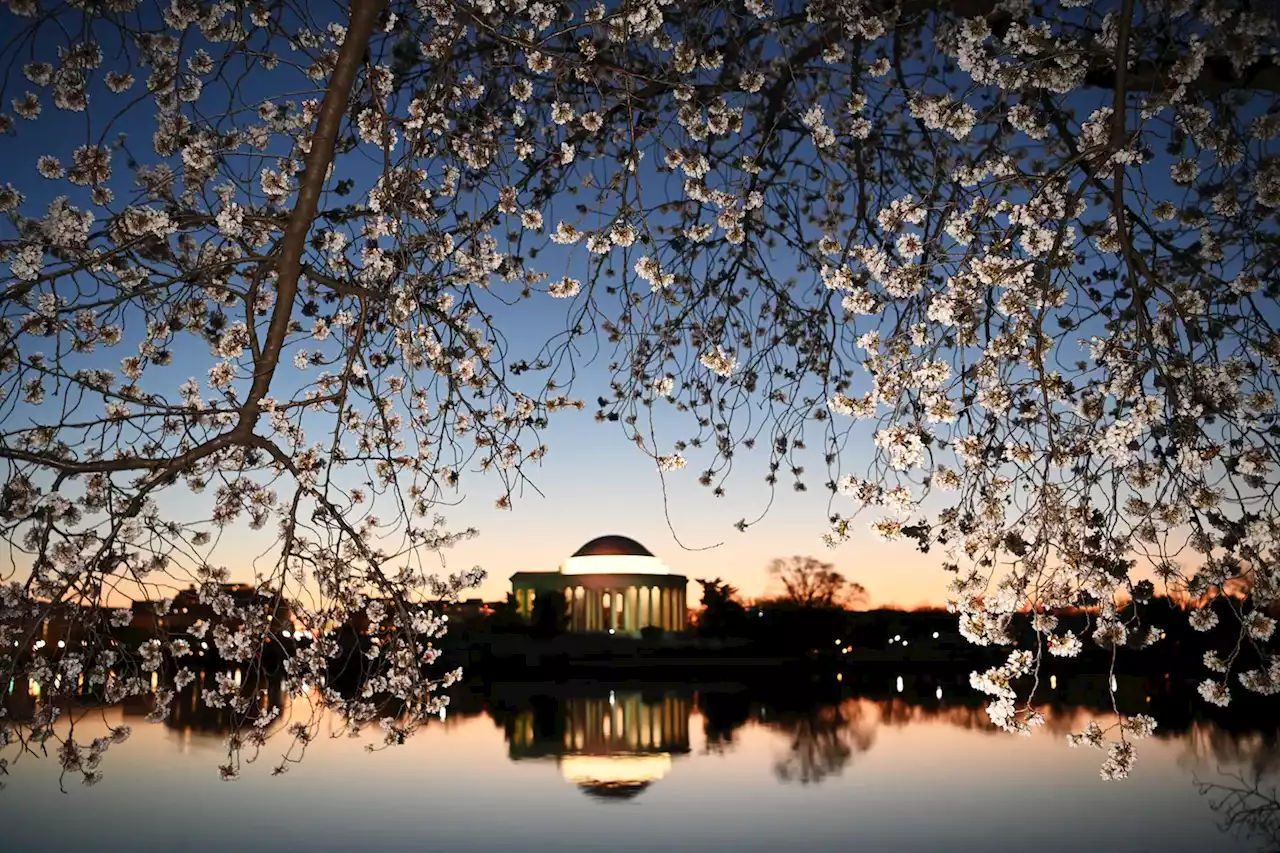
[509,536,688,634]
[506,691,692,800]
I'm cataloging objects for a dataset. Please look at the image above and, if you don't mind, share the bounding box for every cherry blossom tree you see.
[1,0,1278,784]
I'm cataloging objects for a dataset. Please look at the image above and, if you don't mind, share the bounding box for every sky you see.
[333,405,944,609]
[7,1,1270,614]
[0,4,951,612]
[185,338,942,609]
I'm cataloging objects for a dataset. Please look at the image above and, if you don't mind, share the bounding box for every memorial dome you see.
[561,535,668,576]
[571,535,654,558]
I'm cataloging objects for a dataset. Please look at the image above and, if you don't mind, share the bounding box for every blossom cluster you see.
[1,0,1279,786]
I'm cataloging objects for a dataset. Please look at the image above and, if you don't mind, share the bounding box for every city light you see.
[896,676,904,693]
[932,632,939,639]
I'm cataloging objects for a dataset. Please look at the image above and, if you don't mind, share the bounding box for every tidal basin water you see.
[2,672,1278,853]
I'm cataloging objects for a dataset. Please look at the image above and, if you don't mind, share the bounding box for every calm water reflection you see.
[3,672,1279,853]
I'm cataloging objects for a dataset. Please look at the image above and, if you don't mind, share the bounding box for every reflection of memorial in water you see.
[506,691,691,800]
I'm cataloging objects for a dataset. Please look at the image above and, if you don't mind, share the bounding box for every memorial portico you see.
[510,535,688,634]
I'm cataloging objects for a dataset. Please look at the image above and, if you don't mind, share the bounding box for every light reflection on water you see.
[1,672,1278,853]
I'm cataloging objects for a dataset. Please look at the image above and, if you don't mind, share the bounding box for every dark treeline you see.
[446,585,1254,685]
[17,580,1255,696]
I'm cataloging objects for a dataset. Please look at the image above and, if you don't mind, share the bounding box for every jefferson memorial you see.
[510,535,689,633]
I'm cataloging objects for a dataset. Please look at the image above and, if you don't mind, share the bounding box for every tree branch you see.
[237,0,385,436]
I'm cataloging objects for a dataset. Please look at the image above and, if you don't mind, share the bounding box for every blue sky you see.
[4,0,1275,611]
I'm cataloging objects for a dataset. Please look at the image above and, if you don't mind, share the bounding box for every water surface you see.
[2,673,1277,853]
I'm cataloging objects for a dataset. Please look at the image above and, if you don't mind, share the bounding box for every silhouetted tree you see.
[767,556,867,610]
[530,592,567,639]
[769,702,876,785]
[1198,770,1280,853]
[696,577,749,639]
[697,689,754,754]
[488,593,526,634]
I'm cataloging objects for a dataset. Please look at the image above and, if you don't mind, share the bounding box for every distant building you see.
[134,584,293,636]
[510,535,688,634]
[444,598,496,632]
